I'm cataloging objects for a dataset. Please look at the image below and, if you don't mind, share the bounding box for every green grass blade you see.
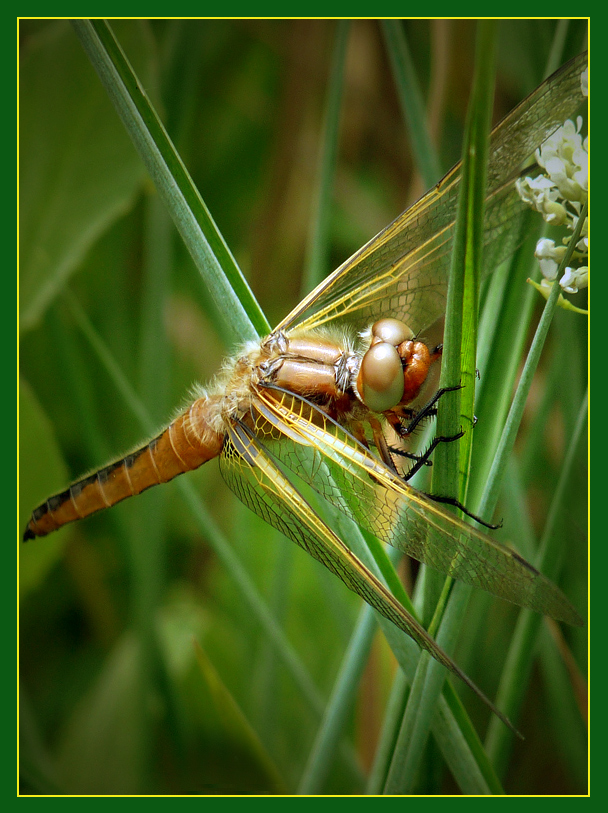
[193,641,288,793]
[383,22,498,794]
[381,20,442,187]
[302,20,350,294]
[484,390,588,773]
[329,515,503,793]
[297,603,377,793]
[470,236,539,491]
[71,19,269,343]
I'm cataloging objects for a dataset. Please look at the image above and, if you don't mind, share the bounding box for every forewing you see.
[275,51,587,337]
[221,419,420,639]
[219,417,518,729]
[252,387,583,627]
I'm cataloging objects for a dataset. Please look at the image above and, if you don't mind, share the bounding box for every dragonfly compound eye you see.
[357,341,404,412]
[371,318,413,346]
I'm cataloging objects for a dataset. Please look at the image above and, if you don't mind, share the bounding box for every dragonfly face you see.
[21,44,587,735]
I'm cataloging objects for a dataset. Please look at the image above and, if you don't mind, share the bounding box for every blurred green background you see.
[19,19,587,795]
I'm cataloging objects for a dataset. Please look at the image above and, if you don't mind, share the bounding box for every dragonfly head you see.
[356,318,414,412]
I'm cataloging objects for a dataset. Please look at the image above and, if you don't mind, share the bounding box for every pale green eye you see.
[358,342,404,412]
[371,318,412,346]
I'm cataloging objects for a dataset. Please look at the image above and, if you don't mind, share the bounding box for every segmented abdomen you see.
[23,396,225,540]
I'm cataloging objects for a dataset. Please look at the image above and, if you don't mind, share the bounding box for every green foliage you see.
[19,19,587,795]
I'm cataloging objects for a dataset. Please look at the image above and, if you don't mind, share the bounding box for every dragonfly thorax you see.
[246,319,438,423]
[252,329,355,413]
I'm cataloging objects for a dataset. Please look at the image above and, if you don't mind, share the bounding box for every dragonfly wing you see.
[221,419,425,641]
[220,417,519,731]
[252,387,584,627]
[276,52,587,337]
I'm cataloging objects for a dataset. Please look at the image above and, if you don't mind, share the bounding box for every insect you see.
[22,48,586,730]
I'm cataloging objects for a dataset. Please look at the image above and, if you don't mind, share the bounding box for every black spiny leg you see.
[388,385,465,479]
[422,493,502,530]
[398,385,463,437]
[390,383,499,529]
[392,428,465,481]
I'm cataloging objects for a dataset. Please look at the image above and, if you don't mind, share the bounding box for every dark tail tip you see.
[22,527,35,542]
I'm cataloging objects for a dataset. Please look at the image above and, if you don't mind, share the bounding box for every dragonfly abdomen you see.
[23,396,225,540]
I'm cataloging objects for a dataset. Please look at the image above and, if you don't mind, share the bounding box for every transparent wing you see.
[219,417,518,732]
[275,51,587,337]
[251,386,583,627]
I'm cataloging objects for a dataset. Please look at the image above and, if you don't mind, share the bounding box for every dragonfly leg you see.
[367,416,400,474]
[421,493,502,530]
[393,429,465,480]
[399,384,463,437]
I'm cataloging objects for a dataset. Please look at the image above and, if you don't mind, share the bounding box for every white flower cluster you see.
[516,69,588,301]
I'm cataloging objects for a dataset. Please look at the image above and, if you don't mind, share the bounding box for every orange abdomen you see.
[23,396,225,541]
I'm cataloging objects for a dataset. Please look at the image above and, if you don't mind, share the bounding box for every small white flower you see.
[559,266,588,294]
[545,200,569,225]
[538,257,559,281]
[515,175,551,205]
[535,238,556,259]
[571,214,588,240]
[536,238,563,258]
[524,175,556,193]
[535,238,563,281]
[536,119,588,203]
[516,176,567,224]
[527,277,588,314]
[516,105,588,311]
[535,238,567,274]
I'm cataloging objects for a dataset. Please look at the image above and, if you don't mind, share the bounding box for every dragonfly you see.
[23,51,586,730]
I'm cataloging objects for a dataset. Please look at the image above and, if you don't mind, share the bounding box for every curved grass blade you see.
[302,20,350,294]
[71,19,269,344]
[381,20,442,187]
